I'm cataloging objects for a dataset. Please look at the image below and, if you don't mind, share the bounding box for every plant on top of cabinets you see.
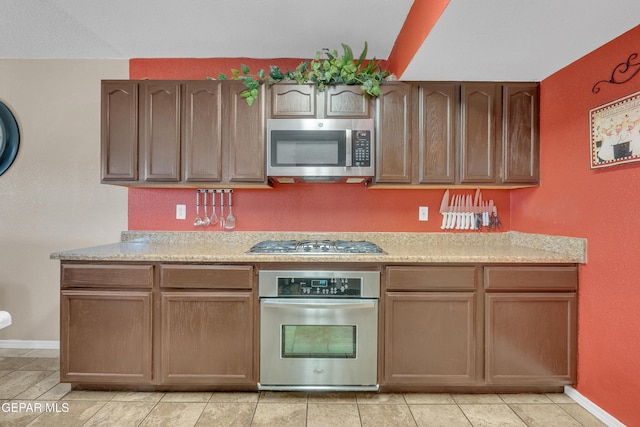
[216,42,391,105]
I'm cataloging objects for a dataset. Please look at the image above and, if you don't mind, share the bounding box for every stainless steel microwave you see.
[267,118,375,183]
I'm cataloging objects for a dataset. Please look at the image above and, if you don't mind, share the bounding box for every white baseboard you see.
[564,386,626,427]
[0,340,60,349]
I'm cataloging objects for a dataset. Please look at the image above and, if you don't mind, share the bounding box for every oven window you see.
[281,325,356,358]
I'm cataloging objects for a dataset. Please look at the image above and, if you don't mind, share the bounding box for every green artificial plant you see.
[216,42,390,105]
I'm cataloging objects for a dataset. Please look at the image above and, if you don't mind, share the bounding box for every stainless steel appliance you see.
[267,118,375,183]
[247,239,385,255]
[258,269,380,391]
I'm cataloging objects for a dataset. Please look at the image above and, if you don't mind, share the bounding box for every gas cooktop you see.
[246,239,385,255]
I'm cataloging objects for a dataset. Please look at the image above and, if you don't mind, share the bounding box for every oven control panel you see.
[258,270,380,299]
[277,277,363,297]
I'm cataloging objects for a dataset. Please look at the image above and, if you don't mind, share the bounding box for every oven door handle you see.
[261,300,376,310]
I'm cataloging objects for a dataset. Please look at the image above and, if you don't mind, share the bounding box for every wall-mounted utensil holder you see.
[194,189,237,230]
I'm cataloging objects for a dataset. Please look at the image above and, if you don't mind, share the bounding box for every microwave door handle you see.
[262,300,376,310]
[345,129,352,167]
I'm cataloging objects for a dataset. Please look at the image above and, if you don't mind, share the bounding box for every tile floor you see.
[0,348,606,426]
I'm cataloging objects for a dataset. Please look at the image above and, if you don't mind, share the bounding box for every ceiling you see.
[1,0,639,81]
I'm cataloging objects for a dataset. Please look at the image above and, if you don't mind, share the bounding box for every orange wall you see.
[511,25,640,426]
[128,58,509,233]
[128,184,509,232]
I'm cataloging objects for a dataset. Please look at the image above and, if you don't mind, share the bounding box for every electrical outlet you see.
[176,204,186,220]
[419,206,429,221]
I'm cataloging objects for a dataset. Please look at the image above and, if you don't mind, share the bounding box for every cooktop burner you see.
[246,239,385,254]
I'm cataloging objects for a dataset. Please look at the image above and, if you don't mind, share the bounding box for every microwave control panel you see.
[353,130,372,167]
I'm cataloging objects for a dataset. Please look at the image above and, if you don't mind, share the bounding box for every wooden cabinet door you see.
[140,81,182,182]
[182,81,223,182]
[460,83,499,183]
[101,81,138,182]
[485,292,577,385]
[225,81,267,183]
[160,291,255,385]
[325,85,371,118]
[502,83,539,184]
[60,290,152,383]
[413,83,458,184]
[384,292,477,385]
[375,82,412,183]
[270,83,316,118]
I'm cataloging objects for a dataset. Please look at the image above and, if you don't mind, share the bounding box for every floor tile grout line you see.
[2,358,598,427]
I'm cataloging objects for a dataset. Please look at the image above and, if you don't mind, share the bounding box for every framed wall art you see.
[590,90,640,169]
[0,100,20,177]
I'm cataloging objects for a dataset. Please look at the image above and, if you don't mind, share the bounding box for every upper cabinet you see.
[501,83,539,184]
[140,81,182,182]
[101,80,267,187]
[460,83,499,184]
[413,83,458,185]
[101,81,139,181]
[225,81,266,182]
[373,81,539,187]
[324,85,371,118]
[375,83,412,183]
[268,83,372,119]
[102,80,537,188]
[182,81,223,182]
[270,83,316,118]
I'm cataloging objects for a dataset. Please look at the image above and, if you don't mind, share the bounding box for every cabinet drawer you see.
[386,266,476,291]
[160,264,254,289]
[61,264,153,288]
[484,266,578,291]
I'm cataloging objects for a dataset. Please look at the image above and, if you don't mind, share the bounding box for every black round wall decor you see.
[0,100,20,176]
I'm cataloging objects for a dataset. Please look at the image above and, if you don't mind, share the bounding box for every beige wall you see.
[0,60,129,343]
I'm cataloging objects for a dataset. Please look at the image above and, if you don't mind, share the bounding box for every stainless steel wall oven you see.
[258,270,380,391]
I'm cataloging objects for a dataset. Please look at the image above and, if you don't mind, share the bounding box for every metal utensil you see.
[209,190,218,226]
[219,189,225,228]
[439,189,449,230]
[489,200,502,230]
[202,190,210,227]
[194,190,203,227]
[224,190,236,230]
[472,188,481,230]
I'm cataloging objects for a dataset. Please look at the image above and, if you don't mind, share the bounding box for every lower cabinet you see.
[60,291,153,384]
[381,264,578,390]
[384,292,477,385]
[485,292,576,384]
[159,291,254,384]
[382,266,479,387]
[158,264,256,386]
[60,261,577,391]
[60,264,154,383]
[484,266,578,385]
[60,262,256,389]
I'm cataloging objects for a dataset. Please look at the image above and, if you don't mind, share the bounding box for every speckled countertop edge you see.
[50,231,586,264]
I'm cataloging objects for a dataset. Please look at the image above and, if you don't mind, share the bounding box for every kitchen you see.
[1,1,640,426]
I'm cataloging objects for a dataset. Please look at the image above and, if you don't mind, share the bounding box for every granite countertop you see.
[50,231,586,264]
